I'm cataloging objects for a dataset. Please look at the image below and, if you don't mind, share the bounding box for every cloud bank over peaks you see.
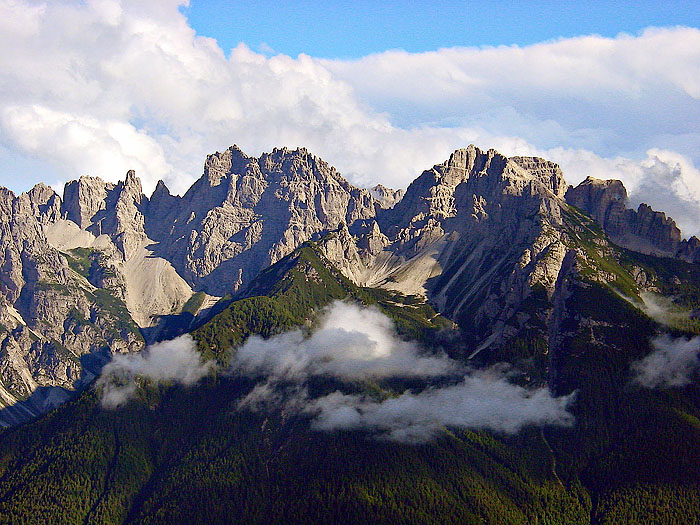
[1,1,700,237]
[633,335,700,389]
[97,334,213,408]
[233,301,575,442]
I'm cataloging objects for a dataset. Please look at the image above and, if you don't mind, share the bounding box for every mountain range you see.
[0,144,699,522]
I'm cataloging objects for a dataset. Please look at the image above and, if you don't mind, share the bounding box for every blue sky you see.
[182,0,700,58]
[1,1,700,234]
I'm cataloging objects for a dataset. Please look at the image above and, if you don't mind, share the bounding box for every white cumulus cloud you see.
[232,301,456,381]
[1,2,699,236]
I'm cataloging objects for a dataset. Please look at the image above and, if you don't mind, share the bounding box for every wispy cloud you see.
[234,301,574,442]
[305,370,575,443]
[97,334,213,408]
[633,335,700,388]
[620,291,696,329]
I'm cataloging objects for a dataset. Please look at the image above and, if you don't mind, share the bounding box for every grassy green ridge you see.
[193,241,453,363]
[181,291,207,316]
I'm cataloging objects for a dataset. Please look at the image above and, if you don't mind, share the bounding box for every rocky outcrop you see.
[566,176,700,261]
[63,172,148,260]
[510,156,568,199]
[147,146,381,295]
[62,176,113,231]
[20,183,62,225]
[564,177,627,230]
[0,185,144,425]
[369,184,404,209]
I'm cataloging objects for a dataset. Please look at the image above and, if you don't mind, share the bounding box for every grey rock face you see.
[0,185,144,425]
[21,183,62,225]
[370,146,571,337]
[27,147,404,317]
[2,147,390,338]
[2,147,391,335]
[369,184,404,209]
[62,176,113,230]
[566,176,700,261]
[564,176,628,228]
[63,172,148,260]
[148,145,381,295]
[510,156,569,199]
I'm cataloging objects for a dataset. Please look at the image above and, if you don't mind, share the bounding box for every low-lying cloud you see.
[619,291,694,329]
[97,334,213,408]
[633,335,700,388]
[638,292,677,325]
[232,301,456,381]
[306,370,575,442]
[234,301,574,442]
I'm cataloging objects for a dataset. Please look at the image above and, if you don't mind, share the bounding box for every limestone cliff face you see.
[361,147,573,346]
[149,146,380,296]
[6,142,700,424]
[565,176,700,261]
[0,186,144,425]
[62,172,147,260]
[510,156,568,199]
[62,176,113,231]
[20,183,62,225]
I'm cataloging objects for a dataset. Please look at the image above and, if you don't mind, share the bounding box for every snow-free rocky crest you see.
[0,143,697,424]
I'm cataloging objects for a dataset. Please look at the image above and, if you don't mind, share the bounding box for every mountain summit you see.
[0,143,697,425]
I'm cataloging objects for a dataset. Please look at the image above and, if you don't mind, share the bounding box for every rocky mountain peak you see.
[369,184,404,209]
[382,145,567,236]
[0,180,144,423]
[565,176,698,261]
[122,169,143,199]
[25,182,57,203]
[259,146,336,185]
[510,156,568,199]
[60,171,148,259]
[21,183,61,224]
[146,145,379,296]
[62,175,114,229]
[151,179,172,200]
[565,176,628,224]
[203,146,249,188]
[106,171,148,259]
